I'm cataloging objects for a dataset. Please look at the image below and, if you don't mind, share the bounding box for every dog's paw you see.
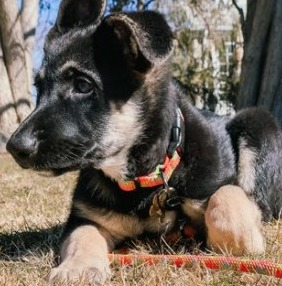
[48,257,111,285]
[205,185,265,256]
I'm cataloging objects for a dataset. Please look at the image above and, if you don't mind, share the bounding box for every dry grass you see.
[0,153,282,286]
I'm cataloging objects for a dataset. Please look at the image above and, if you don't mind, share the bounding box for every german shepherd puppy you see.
[6,0,282,283]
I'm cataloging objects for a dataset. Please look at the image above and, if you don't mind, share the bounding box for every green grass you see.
[0,153,282,285]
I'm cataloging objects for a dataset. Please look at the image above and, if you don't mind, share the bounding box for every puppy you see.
[6,0,281,283]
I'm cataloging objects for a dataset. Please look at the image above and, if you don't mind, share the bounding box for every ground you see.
[0,153,282,286]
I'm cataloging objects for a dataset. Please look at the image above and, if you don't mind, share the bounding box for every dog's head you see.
[6,0,174,179]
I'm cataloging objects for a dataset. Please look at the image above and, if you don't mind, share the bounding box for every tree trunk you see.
[0,40,18,153]
[244,0,256,42]
[0,0,38,152]
[236,0,282,126]
[257,0,282,126]
[236,0,275,108]
[20,0,39,96]
[0,0,33,122]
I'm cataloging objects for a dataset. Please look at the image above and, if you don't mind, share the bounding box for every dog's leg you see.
[226,108,282,221]
[49,223,111,284]
[205,185,265,255]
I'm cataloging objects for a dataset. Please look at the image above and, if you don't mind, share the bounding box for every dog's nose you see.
[6,134,38,168]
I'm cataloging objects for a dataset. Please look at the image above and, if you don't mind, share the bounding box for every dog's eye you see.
[73,77,94,94]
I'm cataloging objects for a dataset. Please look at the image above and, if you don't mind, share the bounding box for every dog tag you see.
[149,187,182,222]
[149,189,167,222]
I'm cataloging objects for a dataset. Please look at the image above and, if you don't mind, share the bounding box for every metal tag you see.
[149,188,167,222]
[149,186,182,222]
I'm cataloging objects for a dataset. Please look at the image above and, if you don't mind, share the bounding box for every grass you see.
[0,153,282,285]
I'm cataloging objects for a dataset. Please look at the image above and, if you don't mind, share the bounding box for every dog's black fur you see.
[6,0,282,282]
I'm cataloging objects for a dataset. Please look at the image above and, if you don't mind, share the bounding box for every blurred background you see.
[0,0,282,153]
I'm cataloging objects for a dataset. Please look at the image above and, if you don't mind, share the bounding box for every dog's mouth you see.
[31,160,81,177]
[10,148,82,175]
[35,165,78,177]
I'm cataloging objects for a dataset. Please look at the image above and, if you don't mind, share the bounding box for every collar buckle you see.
[167,108,183,158]
[160,170,183,209]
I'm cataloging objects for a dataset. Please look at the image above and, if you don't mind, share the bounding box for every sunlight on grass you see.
[0,154,282,285]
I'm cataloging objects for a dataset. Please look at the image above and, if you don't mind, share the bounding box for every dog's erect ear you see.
[56,0,106,33]
[102,11,173,66]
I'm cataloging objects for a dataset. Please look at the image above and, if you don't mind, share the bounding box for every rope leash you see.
[108,253,282,278]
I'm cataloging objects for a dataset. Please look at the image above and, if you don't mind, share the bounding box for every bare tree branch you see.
[143,0,155,10]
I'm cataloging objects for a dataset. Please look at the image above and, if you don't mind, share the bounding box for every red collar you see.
[117,149,182,192]
[117,108,184,192]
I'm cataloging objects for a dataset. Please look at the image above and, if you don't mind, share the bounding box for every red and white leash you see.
[109,253,282,278]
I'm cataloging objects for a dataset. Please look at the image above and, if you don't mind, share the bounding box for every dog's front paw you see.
[48,257,111,285]
[205,185,265,255]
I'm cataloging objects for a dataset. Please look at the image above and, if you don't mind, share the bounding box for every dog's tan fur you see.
[237,139,257,194]
[75,201,177,244]
[50,186,265,284]
[49,225,111,284]
[181,198,208,225]
[48,201,178,283]
[205,185,265,255]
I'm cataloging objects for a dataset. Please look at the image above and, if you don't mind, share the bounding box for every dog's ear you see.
[99,11,173,68]
[56,0,106,33]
